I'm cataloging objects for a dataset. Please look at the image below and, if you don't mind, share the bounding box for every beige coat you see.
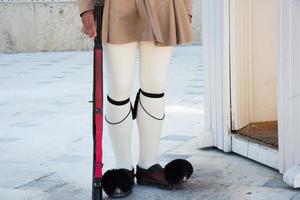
[77,0,193,46]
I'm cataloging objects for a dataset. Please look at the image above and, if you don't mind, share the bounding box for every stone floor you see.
[0,45,299,200]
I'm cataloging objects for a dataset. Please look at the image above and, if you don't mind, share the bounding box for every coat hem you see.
[103,38,194,47]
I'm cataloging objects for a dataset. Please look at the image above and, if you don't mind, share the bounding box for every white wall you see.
[250,0,278,122]
[0,0,202,53]
[230,0,278,130]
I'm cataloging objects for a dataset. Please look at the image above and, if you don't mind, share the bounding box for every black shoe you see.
[102,168,135,198]
[136,164,173,190]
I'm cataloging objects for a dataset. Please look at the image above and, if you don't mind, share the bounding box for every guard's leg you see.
[134,41,193,188]
[104,41,137,170]
[101,42,137,198]
[136,41,173,169]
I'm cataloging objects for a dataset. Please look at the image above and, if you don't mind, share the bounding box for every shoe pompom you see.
[101,169,134,197]
[164,159,193,185]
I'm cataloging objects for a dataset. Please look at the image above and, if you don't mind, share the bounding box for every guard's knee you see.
[132,88,165,120]
[105,95,133,125]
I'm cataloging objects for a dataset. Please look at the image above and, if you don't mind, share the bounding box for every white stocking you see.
[104,41,173,170]
[135,41,173,169]
[103,42,137,170]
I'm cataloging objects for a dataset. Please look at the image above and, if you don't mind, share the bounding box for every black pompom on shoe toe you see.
[164,159,193,185]
[102,168,135,198]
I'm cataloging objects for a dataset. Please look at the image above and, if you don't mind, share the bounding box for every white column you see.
[202,0,231,152]
[279,0,300,188]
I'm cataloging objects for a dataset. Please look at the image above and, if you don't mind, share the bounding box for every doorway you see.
[229,0,279,168]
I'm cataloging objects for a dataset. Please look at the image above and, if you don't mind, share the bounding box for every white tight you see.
[103,41,173,170]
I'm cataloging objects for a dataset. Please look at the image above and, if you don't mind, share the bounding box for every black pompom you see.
[164,159,193,185]
[101,169,134,197]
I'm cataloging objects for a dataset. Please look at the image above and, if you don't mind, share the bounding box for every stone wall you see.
[0,0,202,53]
[191,0,202,44]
